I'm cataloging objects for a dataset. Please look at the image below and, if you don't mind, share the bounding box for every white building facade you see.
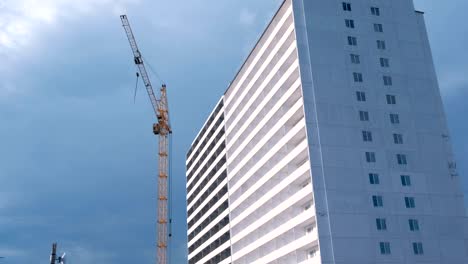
[186,0,467,263]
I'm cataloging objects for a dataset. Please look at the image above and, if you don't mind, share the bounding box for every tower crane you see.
[120,15,172,264]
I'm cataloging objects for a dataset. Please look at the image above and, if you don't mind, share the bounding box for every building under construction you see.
[186,0,468,263]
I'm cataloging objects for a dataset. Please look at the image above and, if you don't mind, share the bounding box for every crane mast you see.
[120,14,172,264]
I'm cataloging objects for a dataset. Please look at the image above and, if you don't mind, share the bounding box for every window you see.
[353,72,363,82]
[379,242,391,255]
[373,195,383,207]
[397,154,407,165]
[374,23,383,32]
[369,173,380,185]
[413,242,424,255]
[390,113,400,124]
[350,54,360,64]
[359,111,369,121]
[401,175,411,186]
[393,133,403,144]
[377,40,386,50]
[362,131,373,142]
[348,36,358,46]
[405,197,416,208]
[366,152,376,163]
[356,91,366,102]
[376,218,387,230]
[342,2,352,11]
[345,19,355,28]
[386,95,396,105]
[380,58,390,67]
[308,249,318,259]
[305,225,315,234]
[383,76,393,86]
[371,7,380,16]
[409,219,420,231]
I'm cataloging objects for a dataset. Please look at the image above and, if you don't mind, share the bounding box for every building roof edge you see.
[223,0,288,96]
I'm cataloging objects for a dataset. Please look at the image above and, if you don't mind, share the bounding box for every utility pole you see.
[50,243,57,264]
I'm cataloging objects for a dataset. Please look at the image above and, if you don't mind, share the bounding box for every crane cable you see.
[143,55,165,85]
[134,72,140,103]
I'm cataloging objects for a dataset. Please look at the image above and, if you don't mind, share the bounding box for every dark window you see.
[377,40,386,50]
[348,36,358,46]
[371,7,381,16]
[405,197,416,208]
[342,2,352,11]
[353,72,363,82]
[376,218,387,230]
[390,113,400,124]
[345,19,355,28]
[359,111,369,121]
[350,54,360,64]
[409,219,420,231]
[369,173,380,185]
[413,242,424,255]
[380,58,390,67]
[373,195,384,207]
[366,152,376,163]
[393,133,403,144]
[386,95,396,105]
[397,154,407,165]
[362,131,373,142]
[383,76,393,86]
[401,175,411,186]
[374,23,383,32]
[356,91,366,102]
[380,242,391,255]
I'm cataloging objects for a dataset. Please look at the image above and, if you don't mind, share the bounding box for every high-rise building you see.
[185,0,467,263]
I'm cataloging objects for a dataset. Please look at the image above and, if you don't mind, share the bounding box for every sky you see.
[0,0,467,263]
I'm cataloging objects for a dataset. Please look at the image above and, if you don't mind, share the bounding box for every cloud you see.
[0,0,139,53]
[239,8,257,26]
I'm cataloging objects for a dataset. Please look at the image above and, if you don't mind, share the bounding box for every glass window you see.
[356,91,366,102]
[371,7,381,16]
[409,219,420,231]
[377,40,386,50]
[393,133,403,144]
[369,173,380,185]
[376,218,387,230]
[374,23,383,32]
[360,111,369,121]
[379,242,391,255]
[348,36,358,46]
[380,58,390,67]
[383,76,393,86]
[401,175,411,186]
[386,95,396,105]
[390,113,400,124]
[350,54,360,64]
[342,2,352,11]
[413,242,424,255]
[397,154,407,165]
[362,131,373,142]
[353,72,363,82]
[373,195,383,207]
[405,197,416,208]
[345,19,355,28]
[366,152,376,163]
